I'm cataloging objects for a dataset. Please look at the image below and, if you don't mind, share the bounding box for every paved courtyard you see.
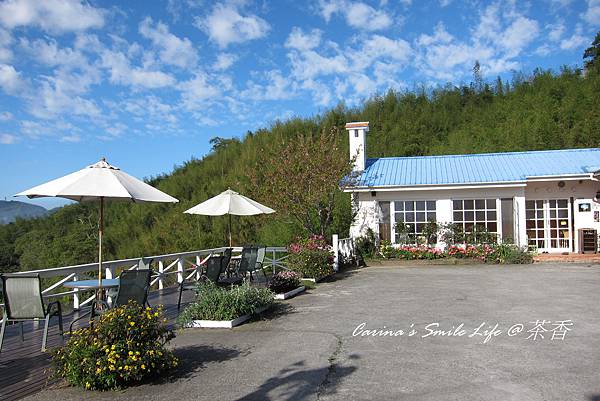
[27,263,600,401]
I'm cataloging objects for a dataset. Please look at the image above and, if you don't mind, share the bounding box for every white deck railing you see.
[0,246,289,311]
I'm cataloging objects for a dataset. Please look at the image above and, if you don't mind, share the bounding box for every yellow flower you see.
[96,368,102,374]
[129,351,134,356]
[129,321,135,326]
[111,344,116,350]
[141,364,146,370]
[85,382,91,389]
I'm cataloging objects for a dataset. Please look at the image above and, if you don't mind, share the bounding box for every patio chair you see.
[0,273,63,353]
[85,269,152,328]
[237,246,259,281]
[255,246,268,279]
[177,253,228,310]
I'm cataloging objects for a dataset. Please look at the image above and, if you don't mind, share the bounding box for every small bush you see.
[355,229,377,258]
[177,281,274,324]
[52,301,177,391]
[488,243,533,264]
[268,270,302,294]
[287,235,335,279]
[379,240,395,259]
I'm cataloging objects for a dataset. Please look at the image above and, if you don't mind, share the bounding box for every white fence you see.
[0,246,289,311]
[332,235,356,270]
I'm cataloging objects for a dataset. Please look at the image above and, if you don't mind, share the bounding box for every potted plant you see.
[268,270,305,299]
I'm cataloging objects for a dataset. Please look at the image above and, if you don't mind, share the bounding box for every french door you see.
[525,199,572,252]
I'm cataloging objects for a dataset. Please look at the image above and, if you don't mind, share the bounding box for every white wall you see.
[350,186,525,247]
[349,179,600,253]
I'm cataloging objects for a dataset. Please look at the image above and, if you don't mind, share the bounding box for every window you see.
[452,199,498,239]
[394,200,436,244]
[354,130,358,137]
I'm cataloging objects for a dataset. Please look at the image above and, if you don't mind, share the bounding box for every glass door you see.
[526,199,571,252]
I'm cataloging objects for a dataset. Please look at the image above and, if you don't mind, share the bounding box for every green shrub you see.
[177,281,274,324]
[52,301,177,391]
[355,228,377,258]
[287,235,335,279]
[379,240,395,259]
[489,243,533,264]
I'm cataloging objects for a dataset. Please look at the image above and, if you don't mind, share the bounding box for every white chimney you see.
[346,121,369,172]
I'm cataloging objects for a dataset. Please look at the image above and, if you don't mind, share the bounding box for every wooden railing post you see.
[272,249,277,276]
[158,260,164,290]
[195,255,201,280]
[177,258,184,284]
[73,274,80,310]
[332,234,339,271]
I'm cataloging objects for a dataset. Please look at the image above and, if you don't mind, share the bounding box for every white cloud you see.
[139,17,198,68]
[0,133,17,144]
[548,22,565,42]
[178,71,221,110]
[415,3,541,81]
[60,134,81,143]
[417,22,453,46]
[195,3,270,48]
[560,32,588,50]
[240,70,294,101]
[0,0,105,34]
[213,53,237,70]
[318,0,393,31]
[0,111,12,121]
[100,49,176,89]
[439,0,452,6]
[582,0,600,26]
[0,64,25,94]
[0,28,13,62]
[285,27,322,51]
[499,16,539,57]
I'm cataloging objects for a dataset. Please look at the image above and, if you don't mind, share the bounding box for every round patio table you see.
[63,279,120,289]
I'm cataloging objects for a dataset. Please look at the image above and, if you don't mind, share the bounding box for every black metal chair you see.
[177,252,230,310]
[0,273,63,353]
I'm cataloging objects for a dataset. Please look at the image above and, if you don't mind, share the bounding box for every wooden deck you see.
[0,286,197,401]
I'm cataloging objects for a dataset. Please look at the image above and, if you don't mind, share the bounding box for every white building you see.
[344,121,600,254]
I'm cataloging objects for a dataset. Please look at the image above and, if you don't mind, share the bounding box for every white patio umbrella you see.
[184,188,275,246]
[16,158,179,292]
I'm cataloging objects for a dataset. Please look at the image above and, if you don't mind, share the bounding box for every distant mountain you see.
[0,200,48,224]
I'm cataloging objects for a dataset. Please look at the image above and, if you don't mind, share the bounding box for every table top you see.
[63,279,120,289]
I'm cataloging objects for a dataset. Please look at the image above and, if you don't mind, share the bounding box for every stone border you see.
[185,306,269,329]
[274,286,305,300]
[302,273,335,283]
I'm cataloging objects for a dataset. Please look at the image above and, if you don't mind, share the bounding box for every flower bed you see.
[377,243,532,264]
[268,271,305,299]
[177,281,274,328]
[287,235,335,279]
[52,301,177,391]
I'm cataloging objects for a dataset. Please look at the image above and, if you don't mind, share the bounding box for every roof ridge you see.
[366,147,600,161]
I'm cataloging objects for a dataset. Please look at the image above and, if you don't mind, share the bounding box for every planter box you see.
[302,273,334,283]
[274,286,305,300]
[185,306,269,329]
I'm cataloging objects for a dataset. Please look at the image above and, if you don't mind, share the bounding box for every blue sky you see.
[0,0,598,208]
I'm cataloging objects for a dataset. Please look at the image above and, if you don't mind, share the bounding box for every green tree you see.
[249,127,353,237]
[583,31,600,74]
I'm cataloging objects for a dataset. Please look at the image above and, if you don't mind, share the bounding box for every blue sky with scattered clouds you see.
[0,0,598,208]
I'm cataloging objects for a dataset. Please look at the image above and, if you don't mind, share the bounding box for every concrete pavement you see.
[26,263,600,401]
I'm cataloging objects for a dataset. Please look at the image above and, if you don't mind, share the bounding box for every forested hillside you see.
[1,42,599,273]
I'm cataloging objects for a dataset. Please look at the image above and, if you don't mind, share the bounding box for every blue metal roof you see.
[354,148,600,188]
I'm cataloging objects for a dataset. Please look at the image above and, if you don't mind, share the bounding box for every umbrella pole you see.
[228,214,232,247]
[97,197,104,303]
